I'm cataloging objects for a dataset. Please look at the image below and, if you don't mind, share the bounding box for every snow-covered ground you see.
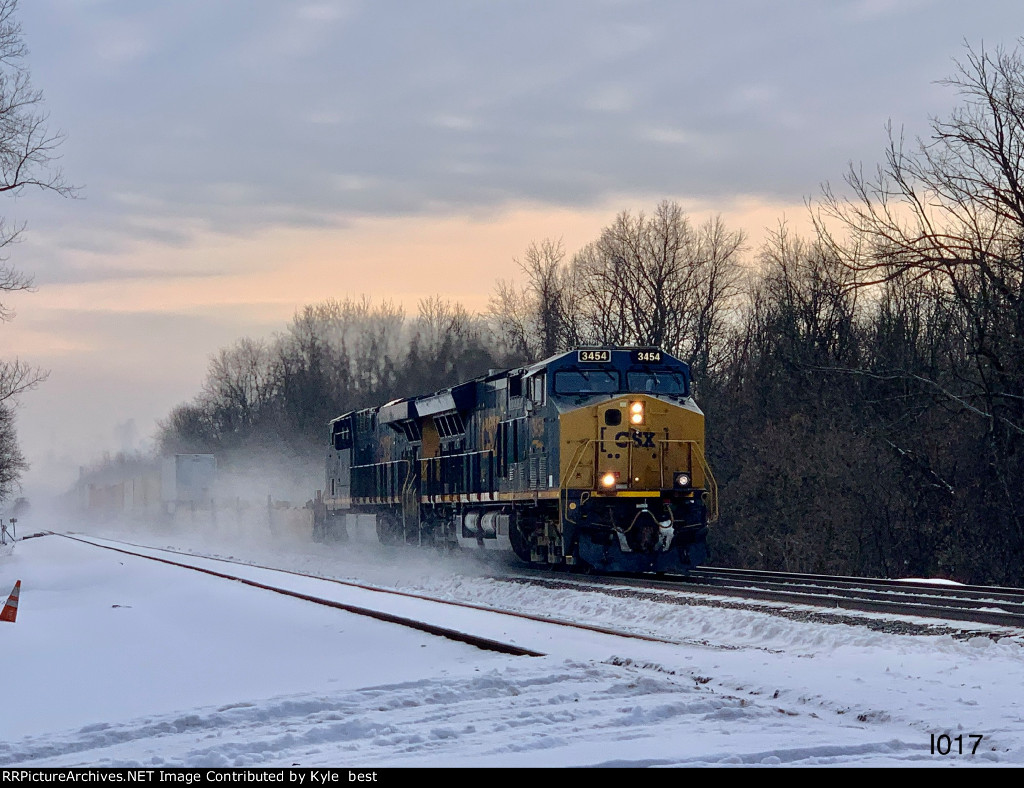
[2,515,1023,767]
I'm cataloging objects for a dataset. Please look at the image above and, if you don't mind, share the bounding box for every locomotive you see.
[312,347,716,574]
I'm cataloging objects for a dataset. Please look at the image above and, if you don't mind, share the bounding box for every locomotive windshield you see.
[627,369,689,396]
[553,366,690,397]
[553,369,620,394]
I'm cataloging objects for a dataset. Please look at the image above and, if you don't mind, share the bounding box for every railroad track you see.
[684,566,1024,628]
[508,562,1024,630]
[49,532,692,656]
[38,531,1024,633]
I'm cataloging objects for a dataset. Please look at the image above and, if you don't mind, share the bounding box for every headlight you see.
[600,472,618,488]
[674,472,691,488]
[629,401,644,425]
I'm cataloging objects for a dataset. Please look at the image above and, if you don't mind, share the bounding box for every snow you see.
[2,519,1024,767]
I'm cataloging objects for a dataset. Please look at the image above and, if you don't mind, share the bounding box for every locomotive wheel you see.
[375,511,404,546]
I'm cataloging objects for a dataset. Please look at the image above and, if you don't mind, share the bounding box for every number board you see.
[631,349,663,363]
[577,349,611,363]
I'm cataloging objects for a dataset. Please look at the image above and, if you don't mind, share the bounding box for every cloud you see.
[583,84,636,113]
[843,0,936,22]
[20,0,1022,261]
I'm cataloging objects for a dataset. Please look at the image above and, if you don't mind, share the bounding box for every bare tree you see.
[280,296,406,409]
[200,338,280,440]
[516,238,572,358]
[0,357,45,405]
[0,403,24,500]
[0,0,75,319]
[489,238,577,360]
[690,214,749,377]
[156,402,217,456]
[415,295,472,358]
[405,295,496,388]
[812,39,1024,581]
[816,40,1024,434]
[570,200,745,375]
[487,277,533,361]
[757,223,861,366]
[0,0,75,500]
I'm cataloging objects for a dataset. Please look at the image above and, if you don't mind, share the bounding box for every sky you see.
[6,522,1024,766]
[5,0,1024,500]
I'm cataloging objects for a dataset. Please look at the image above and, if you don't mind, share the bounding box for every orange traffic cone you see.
[0,580,20,623]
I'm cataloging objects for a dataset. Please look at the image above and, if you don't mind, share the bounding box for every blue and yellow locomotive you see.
[313,347,716,574]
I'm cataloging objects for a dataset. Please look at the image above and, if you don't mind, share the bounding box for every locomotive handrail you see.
[351,458,409,476]
[400,460,415,494]
[350,458,410,503]
[559,439,600,529]
[419,449,496,498]
[562,439,598,490]
[657,439,718,522]
[399,458,416,504]
[559,437,717,523]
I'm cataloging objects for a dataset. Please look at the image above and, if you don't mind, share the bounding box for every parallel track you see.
[37,531,1024,633]
[510,562,1024,629]
[57,533,545,656]
[50,532,689,655]
[685,566,1024,628]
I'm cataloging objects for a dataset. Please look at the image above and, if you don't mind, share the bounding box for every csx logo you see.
[614,430,656,448]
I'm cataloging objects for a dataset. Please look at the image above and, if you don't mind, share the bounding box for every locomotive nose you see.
[594,395,662,493]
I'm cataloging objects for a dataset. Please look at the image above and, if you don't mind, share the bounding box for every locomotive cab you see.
[540,348,715,573]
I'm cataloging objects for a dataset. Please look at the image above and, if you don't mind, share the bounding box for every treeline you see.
[159,42,1024,584]
[158,295,514,456]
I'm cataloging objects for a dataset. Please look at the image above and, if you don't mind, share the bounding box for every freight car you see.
[312,347,717,574]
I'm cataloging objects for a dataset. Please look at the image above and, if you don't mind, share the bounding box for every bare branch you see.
[0,358,47,404]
